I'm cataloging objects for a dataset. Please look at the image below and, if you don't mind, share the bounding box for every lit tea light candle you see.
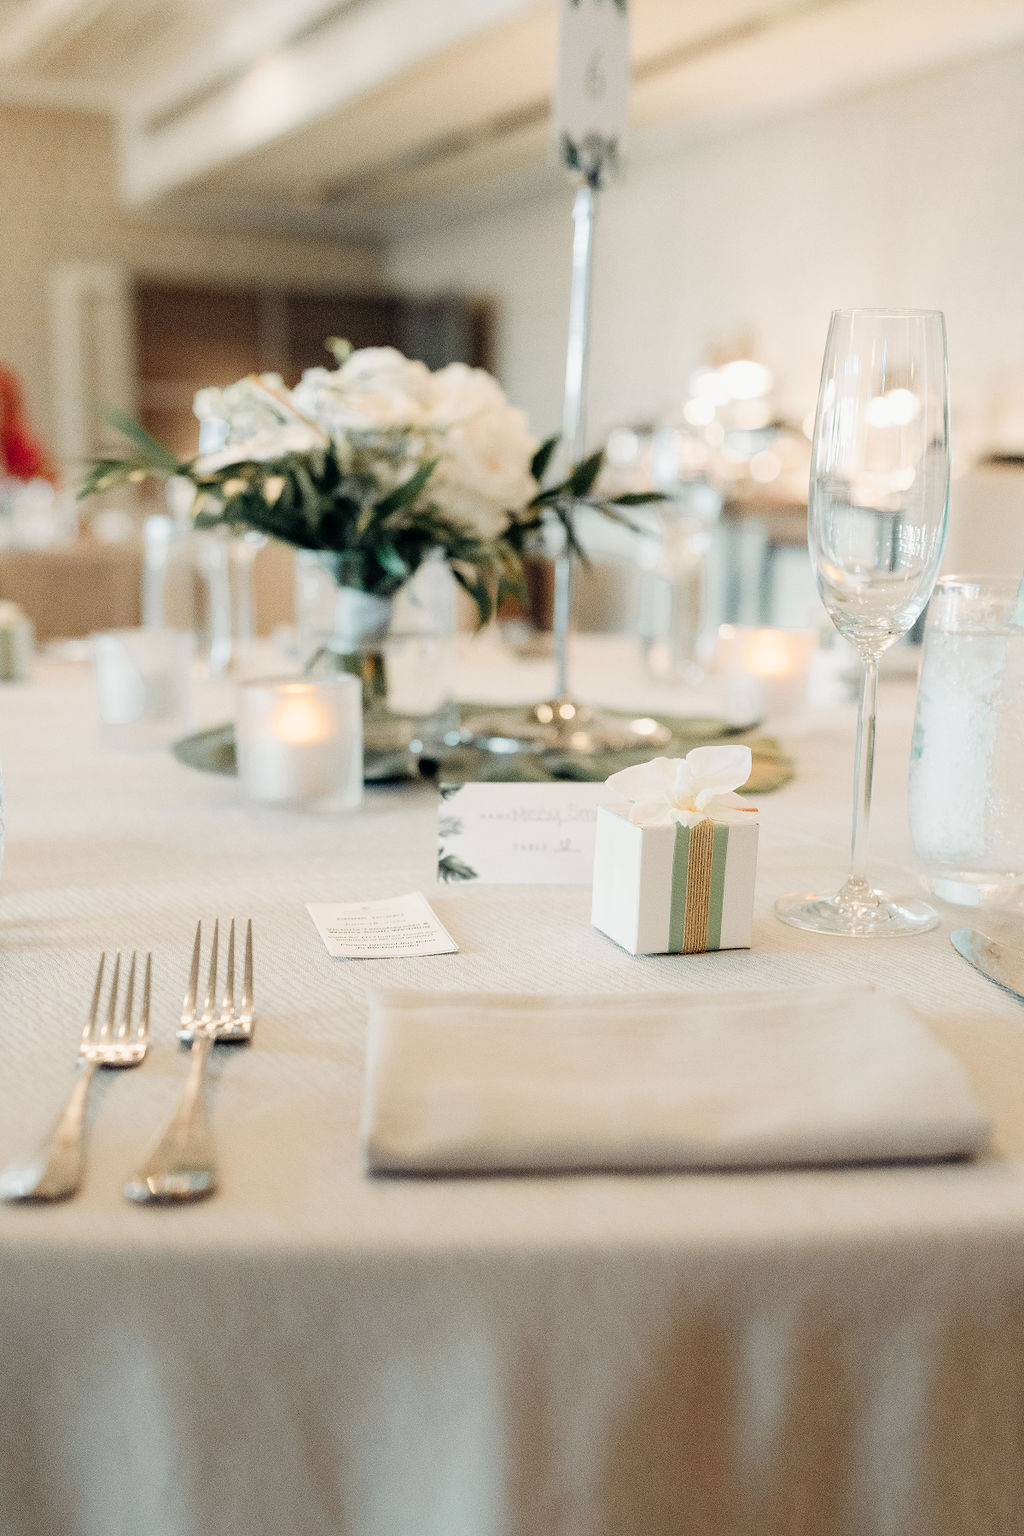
[715,625,816,719]
[236,677,363,810]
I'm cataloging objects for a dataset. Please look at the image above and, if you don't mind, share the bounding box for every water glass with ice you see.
[909,577,1024,907]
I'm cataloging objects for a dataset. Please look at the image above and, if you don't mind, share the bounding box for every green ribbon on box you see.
[668,820,731,954]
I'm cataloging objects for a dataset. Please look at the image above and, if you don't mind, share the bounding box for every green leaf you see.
[530,436,558,484]
[375,542,409,581]
[452,564,493,627]
[291,463,322,530]
[76,458,162,499]
[609,491,665,505]
[375,459,437,517]
[95,406,184,474]
[437,853,478,883]
[566,450,604,498]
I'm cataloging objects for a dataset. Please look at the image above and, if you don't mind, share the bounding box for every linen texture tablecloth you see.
[0,639,1022,1536]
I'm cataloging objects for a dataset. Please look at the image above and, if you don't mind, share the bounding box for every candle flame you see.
[272,692,331,744]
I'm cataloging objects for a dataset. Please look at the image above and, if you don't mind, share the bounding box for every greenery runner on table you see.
[173,708,793,795]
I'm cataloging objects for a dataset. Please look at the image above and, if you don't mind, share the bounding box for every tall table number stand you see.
[467,0,671,757]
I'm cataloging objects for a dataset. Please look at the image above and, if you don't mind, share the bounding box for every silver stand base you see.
[461,696,673,756]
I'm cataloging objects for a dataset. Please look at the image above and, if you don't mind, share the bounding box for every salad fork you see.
[1,951,151,1203]
[124,918,253,1204]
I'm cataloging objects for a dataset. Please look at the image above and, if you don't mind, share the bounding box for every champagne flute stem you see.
[847,654,879,898]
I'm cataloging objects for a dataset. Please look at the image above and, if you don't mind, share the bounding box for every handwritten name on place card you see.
[437,782,608,885]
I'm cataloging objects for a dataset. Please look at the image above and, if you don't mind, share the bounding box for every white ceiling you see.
[2,0,1024,235]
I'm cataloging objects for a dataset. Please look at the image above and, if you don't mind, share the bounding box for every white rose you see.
[424,364,537,536]
[294,348,433,435]
[193,374,308,452]
[430,419,537,537]
[193,422,324,475]
[425,362,510,426]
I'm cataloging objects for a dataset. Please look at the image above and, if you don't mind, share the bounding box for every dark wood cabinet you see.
[134,281,494,457]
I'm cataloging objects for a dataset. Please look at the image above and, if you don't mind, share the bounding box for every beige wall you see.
[383,40,1024,464]
[0,104,381,453]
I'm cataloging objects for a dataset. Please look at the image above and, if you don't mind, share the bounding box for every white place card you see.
[437,782,607,885]
[307,893,458,959]
[555,0,630,177]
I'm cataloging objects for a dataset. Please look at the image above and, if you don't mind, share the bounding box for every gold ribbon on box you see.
[668,818,731,954]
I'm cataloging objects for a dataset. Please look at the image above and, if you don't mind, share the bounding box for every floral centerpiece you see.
[81,340,656,745]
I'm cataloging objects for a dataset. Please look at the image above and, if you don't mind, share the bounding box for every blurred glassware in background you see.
[143,474,263,678]
[603,422,721,683]
[910,576,1024,908]
[0,601,34,681]
[0,477,78,548]
[675,352,811,503]
[92,626,196,750]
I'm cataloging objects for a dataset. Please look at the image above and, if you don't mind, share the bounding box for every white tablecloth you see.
[1,639,1023,1536]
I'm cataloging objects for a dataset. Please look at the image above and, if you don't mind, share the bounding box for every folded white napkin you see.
[362,985,991,1175]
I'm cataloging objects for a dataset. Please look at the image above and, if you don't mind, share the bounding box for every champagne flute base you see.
[775,880,939,937]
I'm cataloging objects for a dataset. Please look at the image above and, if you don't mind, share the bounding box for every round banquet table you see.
[0,637,1022,1536]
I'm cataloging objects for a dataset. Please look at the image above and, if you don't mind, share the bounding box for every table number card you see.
[555,0,630,179]
[437,782,607,885]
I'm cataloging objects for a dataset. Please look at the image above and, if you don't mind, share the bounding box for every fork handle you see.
[0,1061,96,1202]
[124,1032,217,1203]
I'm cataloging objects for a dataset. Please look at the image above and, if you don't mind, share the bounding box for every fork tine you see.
[221,919,235,1021]
[242,920,253,1018]
[101,952,121,1044]
[118,952,137,1041]
[80,953,106,1047]
[203,920,219,1023]
[138,953,151,1043]
[182,922,201,1025]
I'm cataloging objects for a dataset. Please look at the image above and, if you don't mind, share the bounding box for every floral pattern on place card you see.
[437,783,607,885]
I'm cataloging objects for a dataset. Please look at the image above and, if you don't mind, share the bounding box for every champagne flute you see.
[776,309,950,936]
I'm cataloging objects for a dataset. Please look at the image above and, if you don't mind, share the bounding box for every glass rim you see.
[933,573,1021,592]
[237,673,361,692]
[830,307,945,320]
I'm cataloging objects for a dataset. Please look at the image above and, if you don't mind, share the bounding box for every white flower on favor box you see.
[606,746,757,827]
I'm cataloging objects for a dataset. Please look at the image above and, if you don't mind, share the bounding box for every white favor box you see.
[591,803,758,956]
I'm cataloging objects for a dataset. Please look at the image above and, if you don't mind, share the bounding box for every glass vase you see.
[296,549,459,759]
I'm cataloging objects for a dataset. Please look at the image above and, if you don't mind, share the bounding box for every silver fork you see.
[124,919,253,1204]
[1,952,151,1203]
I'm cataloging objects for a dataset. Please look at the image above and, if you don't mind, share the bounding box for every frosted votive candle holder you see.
[93,627,196,749]
[715,625,816,720]
[235,676,363,811]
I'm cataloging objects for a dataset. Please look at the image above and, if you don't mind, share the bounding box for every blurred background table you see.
[0,541,142,640]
